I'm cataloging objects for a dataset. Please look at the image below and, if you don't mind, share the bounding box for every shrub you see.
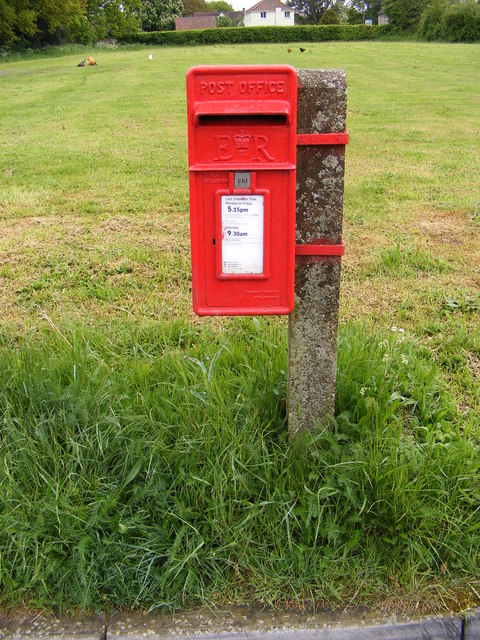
[381,0,430,32]
[441,0,480,42]
[418,0,446,40]
[216,14,234,27]
[68,16,96,44]
[345,7,364,24]
[319,8,341,24]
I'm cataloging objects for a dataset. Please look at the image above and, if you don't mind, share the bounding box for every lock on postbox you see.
[187,65,297,316]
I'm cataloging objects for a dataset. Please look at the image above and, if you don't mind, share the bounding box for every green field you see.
[1,43,479,330]
[0,42,480,613]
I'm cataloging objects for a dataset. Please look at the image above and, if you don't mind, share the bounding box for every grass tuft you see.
[370,244,450,277]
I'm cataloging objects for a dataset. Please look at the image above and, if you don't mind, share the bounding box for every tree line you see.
[290,0,479,41]
[1,0,478,48]
[0,0,236,48]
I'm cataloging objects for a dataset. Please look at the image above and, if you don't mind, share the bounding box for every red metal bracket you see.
[297,132,349,146]
[295,242,345,257]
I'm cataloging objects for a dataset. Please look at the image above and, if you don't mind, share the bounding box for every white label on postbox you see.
[221,195,264,274]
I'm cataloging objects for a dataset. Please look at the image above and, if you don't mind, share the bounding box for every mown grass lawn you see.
[0,42,479,614]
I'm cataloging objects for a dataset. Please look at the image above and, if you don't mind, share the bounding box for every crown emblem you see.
[234,133,251,153]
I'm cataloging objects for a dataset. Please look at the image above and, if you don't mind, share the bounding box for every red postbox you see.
[187,65,297,316]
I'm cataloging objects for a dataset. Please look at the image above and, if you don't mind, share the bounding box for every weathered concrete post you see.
[287,69,348,437]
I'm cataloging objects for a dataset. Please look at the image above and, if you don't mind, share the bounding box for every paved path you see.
[1,606,479,640]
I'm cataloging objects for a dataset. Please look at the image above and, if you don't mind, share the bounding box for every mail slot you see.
[187,65,297,316]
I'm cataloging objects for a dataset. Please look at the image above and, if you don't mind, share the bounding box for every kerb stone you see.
[105,608,463,639]
[0,612,105,639]
[464,609,480,639]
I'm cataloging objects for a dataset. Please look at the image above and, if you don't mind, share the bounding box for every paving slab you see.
[107,606,462,640]
[464,609,480,640]
[0,611,105,639]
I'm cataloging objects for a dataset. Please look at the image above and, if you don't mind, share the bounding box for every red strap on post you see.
[295,133,348,257]
[295,241,345,257]
[297,132,349,146]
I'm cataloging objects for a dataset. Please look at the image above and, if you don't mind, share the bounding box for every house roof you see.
[246,0,292,13]
[194,10,244,18]
[174,15,217,29]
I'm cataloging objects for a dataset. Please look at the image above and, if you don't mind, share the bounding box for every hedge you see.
[119,24,392,46]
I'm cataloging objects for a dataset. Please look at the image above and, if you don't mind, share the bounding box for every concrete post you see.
[287,69,347,437]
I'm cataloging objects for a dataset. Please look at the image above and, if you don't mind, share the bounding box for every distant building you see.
[174,15,217,29]
[194,10,244,24]
[244,0,295,27]
[377,10,389,24]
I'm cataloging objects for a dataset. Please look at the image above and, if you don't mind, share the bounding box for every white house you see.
[244,0,295,27]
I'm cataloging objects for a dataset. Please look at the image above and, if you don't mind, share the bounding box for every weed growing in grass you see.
[442,293,480,315]
[0,321,478,612]
[472,202,480,223]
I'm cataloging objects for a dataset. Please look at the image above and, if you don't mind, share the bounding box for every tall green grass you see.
[1,321,478,610]
[1,42,479,614]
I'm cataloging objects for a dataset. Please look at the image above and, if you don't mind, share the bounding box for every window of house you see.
[284,11,290,17]
[260,11,266,17]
